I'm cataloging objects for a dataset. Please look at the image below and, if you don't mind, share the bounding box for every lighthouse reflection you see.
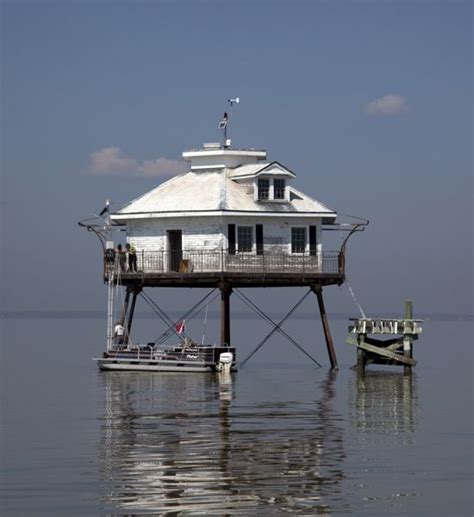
[99,370,346,514]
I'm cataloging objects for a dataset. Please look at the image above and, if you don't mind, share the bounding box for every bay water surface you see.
[1,315,472,515]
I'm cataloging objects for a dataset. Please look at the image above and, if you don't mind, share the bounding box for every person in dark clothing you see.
[117,244,127,273]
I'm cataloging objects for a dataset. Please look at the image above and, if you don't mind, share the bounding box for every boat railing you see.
[105,249,343,276]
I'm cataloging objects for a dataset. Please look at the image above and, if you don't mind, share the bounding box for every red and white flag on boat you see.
[175,320,185,334]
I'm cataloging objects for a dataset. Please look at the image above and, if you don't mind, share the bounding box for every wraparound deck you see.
[105,250,345,287]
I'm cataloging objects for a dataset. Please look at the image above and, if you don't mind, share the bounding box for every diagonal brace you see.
[154,289,219,344]
[238,289,321,369]
[140,291,194,342]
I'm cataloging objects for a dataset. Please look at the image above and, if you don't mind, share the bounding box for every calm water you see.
[0,316,472,515]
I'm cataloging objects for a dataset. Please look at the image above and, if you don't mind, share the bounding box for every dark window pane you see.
[228,224,236,255]
[238,226,253,252]
[256,224,263,255]
[291,227,306,254]
[309,225,317,256]
[274,179,286,199]
[258,178,270,200]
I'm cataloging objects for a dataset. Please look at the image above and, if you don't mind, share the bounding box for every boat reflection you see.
[99,370,347,514]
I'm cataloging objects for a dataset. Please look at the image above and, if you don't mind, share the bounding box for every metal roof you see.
[112,169,336,219]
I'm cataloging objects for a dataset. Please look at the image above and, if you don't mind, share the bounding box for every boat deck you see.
[96,345,237,372]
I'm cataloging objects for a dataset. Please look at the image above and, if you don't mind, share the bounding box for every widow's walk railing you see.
[105,249,344,276]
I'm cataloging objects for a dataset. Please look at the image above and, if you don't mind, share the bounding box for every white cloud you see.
[82,146,187,178]
[365,94,408,116]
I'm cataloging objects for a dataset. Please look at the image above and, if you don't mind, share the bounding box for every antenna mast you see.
[218,97,240,148]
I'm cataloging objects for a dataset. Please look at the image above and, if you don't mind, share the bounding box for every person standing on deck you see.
[126,243,137,272]
[114,321,125,345]
[116,244,127,273]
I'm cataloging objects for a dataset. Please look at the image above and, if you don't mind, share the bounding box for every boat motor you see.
[216,352,233,373]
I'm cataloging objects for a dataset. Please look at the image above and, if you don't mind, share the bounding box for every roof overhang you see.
[111,210,337,221]
[183,148,267,171]
[182,149,266,160]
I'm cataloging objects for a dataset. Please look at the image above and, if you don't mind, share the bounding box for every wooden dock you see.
[346,301,423,372]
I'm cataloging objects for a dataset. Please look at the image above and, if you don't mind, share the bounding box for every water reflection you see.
[99,370,347,514]
[349,370,418,440]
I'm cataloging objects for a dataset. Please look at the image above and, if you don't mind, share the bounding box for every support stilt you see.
[125,286,141,344]
[120,286,132,325]
[106,272,115,352]
[312,285,338,370]
[219,284,232,346]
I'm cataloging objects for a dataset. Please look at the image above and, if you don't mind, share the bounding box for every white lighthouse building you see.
[110,143,337,272]
[80,103,368,372]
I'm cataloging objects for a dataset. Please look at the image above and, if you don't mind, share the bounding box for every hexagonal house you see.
[82,132,365,372]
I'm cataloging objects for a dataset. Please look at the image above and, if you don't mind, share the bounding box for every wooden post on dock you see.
[312,285,338,370]
[220,284,232,346]
[403,299,413,374]
[356,335,366,372]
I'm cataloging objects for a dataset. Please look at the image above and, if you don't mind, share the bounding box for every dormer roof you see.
[228,161,296,180]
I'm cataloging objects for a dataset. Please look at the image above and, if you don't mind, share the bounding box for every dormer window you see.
[256,177,287,201]
[258,178,270,200]
[274,179,286,199]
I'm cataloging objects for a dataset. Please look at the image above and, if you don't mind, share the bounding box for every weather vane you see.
[218,97,240,148]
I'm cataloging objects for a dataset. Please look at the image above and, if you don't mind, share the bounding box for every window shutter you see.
[256,224,263,255]
[228,224,236,255]
[309,225,317,256]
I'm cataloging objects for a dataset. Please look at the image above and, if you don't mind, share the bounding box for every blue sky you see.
[1,0,472,315]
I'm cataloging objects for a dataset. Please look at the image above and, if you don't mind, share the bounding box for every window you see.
[256,224,263,255]
[274,179,286,199]
[238,226,253,252]
[309,225,317,256]
[228,224,236,255]
[258,178,270,200]
[291,227,306,254]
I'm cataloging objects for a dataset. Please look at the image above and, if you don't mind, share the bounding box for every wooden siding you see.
[126,215,323,256]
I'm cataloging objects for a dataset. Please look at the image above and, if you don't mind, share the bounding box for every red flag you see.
[176,321,185,334]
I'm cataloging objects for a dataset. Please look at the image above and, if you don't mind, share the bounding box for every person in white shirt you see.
[114,321,125,345]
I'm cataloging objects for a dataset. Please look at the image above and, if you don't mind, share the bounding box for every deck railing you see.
[106,249,343,276]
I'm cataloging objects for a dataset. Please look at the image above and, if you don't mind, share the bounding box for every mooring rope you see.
[347,283,366,319]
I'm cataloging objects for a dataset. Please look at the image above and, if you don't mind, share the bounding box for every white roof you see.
[112,169,336,220]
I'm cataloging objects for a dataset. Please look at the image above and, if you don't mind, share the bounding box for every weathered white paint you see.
[127,215,324,256]
[111,171,335,219]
